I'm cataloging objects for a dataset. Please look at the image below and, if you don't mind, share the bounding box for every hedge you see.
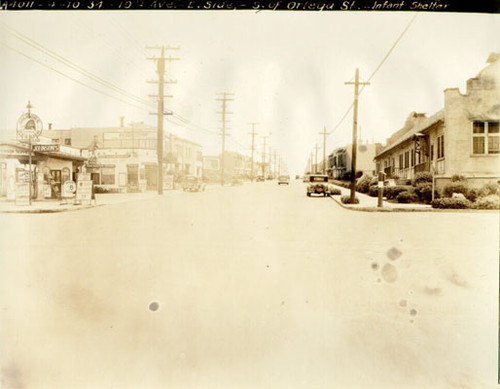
[414,182,439,203]
[479,182,500,197]
[329,187,342,196]
[368,185,379,197]
[411,172,433,186]
[473,194,500,210]
[385,185,414,200]
[431,198,472,209]
[396,190,418,203]
[355,175,374,193]
[341,195,359,204]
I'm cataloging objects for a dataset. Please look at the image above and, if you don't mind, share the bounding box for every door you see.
[50,169,61,199]
[145,165,157,190]
[127,165,139,192]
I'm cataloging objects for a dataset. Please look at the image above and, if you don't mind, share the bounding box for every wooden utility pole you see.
[147,45,179,195]
[248,123,258,181]
[319,126,330,175]
[310,152,313,173]
[314,143,319,174]
[216,93,234,186]
[261,135,270,177]
[345,68,370,202]
[273,149,277,178]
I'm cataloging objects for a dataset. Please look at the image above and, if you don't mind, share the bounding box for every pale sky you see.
[0,11,498,175]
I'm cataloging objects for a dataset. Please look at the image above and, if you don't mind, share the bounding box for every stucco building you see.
[44,121,202,192]
[374,52,500,188]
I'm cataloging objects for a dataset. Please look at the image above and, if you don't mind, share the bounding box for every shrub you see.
[396,190,418,203]
[479,182,500,197]
[412,172,433,186]
[443,181,470,198]
[414,182,439,203]
[431,198,472,209]
[356,175,374,193]
[329,187,341,196]
[94,186,108,194]
[473,194,500,209]
[385,185,413,200]
[368,185,379,197]
[341,172,352,181]
[450,174,467,182]
[466,188,479,202]
[341,195,359,204]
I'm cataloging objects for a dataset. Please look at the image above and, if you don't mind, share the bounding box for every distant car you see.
[302,175,310,183]
[306,174,331,197]
[278,175,290,185]
[182,176,205,192]
[256,176,265,182]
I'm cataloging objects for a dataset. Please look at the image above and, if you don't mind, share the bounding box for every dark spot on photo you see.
[424,286,442,295]
[381,263,398,283]
[387,247,402,261]
[399,299,407,307]
[149,302,160,311]
[1,363,25,389]
[371,262,379,270]
[410,309,417,316]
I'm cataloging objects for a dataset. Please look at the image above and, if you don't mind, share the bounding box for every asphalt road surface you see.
[1,180,498,389]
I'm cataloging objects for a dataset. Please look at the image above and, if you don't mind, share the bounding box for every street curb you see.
[328,195,432,212]
[0,204,103,214]
[328,195,498,213]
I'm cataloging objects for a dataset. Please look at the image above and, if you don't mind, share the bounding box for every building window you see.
[64,138,71,146]
[404,151,410,169]
[101,167,115,185]
[473,121,499,154]
[411,149,415,167]
[430,144,434,160]
[436,135,444,159]
[399,154,403,169]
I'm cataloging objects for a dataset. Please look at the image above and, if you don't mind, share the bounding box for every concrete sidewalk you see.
[329,184,433,212]
[0,184,227,214]
[0,192,158,214]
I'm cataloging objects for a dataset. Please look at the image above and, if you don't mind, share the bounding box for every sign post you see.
[377,171,386,208]
[16,101,43,206]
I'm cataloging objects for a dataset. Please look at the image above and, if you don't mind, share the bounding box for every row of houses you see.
[325,52,500,188]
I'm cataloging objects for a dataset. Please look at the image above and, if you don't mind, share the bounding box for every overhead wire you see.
[0,21,154,109]
[328,14,418,139]
[0,41,149,111]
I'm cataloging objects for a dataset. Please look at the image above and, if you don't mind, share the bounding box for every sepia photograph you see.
[0,5,499,389]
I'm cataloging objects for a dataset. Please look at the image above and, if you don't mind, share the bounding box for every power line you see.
[0,22,154,109]
[328,14,417,139]
[0,41,149,111]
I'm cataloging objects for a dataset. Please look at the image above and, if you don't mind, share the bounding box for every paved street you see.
[0,180,498,389]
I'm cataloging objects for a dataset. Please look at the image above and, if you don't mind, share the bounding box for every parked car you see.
[182,176,205,192]
[256,175,265,182]
[302,175,310,183]
[278,175,290,185]
[306,174,331,197]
